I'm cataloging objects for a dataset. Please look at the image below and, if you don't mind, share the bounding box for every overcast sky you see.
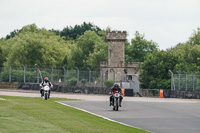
[0,0,200,50]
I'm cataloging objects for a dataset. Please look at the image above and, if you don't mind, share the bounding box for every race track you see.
[59,101,200,133]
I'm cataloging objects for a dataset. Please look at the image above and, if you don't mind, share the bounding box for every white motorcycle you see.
[43,85,50,100]
[112,91,121,111]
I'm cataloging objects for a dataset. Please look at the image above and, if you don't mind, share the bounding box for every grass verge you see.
[0,95,149,133]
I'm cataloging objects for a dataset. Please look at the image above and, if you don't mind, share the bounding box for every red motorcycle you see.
[112,91,121,111]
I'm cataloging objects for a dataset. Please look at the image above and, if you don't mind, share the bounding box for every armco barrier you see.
[170,90,176,98]
[0,82,18,89]
[163,90,170,98]
[123,89,134,96]
[163,90,200,99]
[18,83,110,94]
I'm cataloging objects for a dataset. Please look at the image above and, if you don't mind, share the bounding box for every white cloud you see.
[0,0,199,50]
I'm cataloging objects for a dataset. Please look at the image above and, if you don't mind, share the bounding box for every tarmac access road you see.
[59,101,200,133]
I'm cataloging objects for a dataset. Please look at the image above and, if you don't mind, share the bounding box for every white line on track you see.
[56,101,152,133]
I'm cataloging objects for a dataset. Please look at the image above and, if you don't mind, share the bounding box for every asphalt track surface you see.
[59,100,200,133]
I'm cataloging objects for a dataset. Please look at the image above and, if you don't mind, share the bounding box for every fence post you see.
[177,71,180,91]
[22,64,26,83]
[186,72,188,91]
[63,66,66,84]
[169,70,175,90]
[9,65,11,82]
[191,72,194,91]
[75,67,79,83]
[183,71,187,91]
[50,66,54,81]
[101,68,104,88]
[35,64,42,84]
[37,68,39,83]
[87,67,91,83]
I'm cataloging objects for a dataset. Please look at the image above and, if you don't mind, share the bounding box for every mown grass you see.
[0,96,149,133]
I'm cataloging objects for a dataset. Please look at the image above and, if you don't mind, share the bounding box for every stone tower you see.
[100,31,140,83]
[107,31,126,68]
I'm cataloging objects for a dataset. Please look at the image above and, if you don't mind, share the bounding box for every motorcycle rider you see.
[40,77,53,97]
[110,84,123,107]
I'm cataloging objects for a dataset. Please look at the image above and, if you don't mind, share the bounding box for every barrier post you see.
[160,89,164,98]
[121,88,125,96]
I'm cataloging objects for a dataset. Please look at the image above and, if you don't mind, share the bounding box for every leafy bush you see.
[40,71,50,79]
[67,78,77,86]
[104,80,114,88]
[196,86,200,91]
[81,78,87,84]
[0,70,9,81]
[0,70,25,82]
[149,79,170,89]
[66,70,77,79]
[0,69,51,82]
[11,70,24,82]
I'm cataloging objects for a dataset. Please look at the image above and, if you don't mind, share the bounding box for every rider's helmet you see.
[114,84,119,88]
[44,77,48,82]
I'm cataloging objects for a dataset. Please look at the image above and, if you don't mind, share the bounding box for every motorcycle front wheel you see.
[115,99,119,111]
[45,93,48,100]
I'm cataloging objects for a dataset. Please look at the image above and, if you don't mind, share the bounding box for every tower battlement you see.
[100,61,141,68]
[125,62,141,68]
[100,61,108,67]
[106,31,127,41]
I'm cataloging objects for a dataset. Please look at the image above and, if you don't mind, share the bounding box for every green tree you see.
[139,27,200,89]
[49,29,60,36]
[0,38,6,66]
[125,31,158,62]
[70,30,107,70]
[2,24,72,68]
[68,45,85,69]
[140,51,179,89]
[170,44,200,72]
[104,80,114,88]
[60,22,101,40]
[187,27,200,45]
[5,29,21,39]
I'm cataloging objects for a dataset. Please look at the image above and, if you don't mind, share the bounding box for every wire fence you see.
[0,66,104,87]
[171,72,200,91]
